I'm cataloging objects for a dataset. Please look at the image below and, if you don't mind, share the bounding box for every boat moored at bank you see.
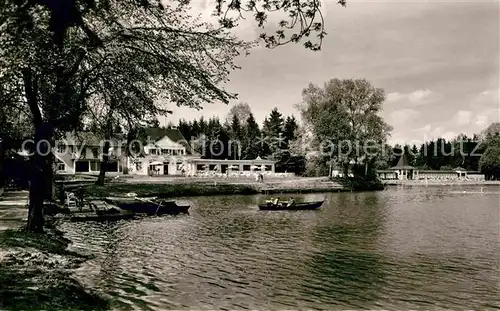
[103,196,190,215]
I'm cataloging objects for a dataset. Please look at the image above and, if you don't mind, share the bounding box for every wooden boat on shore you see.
[103,197,190,215]
[69,201,135,222]
[70,212,135,222]
[258,200,324,211]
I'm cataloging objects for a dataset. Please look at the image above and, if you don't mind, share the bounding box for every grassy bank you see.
[0,221,108,310]
[262,187,351,194]
[74,178,384,199]
[383,180,500,186]
[78,182,260,199]
[331,177,385,191]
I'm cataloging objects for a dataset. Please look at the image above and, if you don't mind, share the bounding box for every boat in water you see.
[258,200,324,211]
[103,196,190,215]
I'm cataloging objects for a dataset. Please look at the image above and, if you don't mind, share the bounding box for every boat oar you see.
[135,196,162,215]
[156,200,163,214]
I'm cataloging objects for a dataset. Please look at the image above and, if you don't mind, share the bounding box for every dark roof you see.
[377,170,395,173]
[391,153,415,170]
[165,128,188,144]
[144,128,166,142]
[144,127,186,143]
[62,132,125,146]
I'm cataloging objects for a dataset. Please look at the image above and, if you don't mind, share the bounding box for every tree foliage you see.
[299,78,392,178]
[262,108,285,157]
[225,102,253,126]
[242,113,262,160]
[1,0,345,232]
[177,107,303,171]
[479,131,500,180]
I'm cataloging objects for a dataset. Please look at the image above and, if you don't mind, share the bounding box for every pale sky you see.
[165,0,500,145]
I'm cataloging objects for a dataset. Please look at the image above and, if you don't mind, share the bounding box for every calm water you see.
[59,186,500,310]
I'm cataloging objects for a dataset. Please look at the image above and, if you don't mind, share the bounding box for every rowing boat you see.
[103,196,190,215]
[258,200,324,211]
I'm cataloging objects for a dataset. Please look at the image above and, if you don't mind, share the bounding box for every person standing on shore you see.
[76,187,84,207]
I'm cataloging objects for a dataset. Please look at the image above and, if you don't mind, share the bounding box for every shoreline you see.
[0,219,109,310]
[383,180,500,186]
[76,177,382,198]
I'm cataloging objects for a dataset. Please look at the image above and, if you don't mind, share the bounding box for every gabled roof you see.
[144,128,167,142]
[391,153,415,170]
[454,166,467,171]
[144,127,187,143]
[61,132,125,146]
[144,127,194,154]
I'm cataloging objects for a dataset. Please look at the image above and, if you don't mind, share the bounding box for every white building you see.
[52,127,278,177]
[126,127,191,175]
[126,127,277,176]
[54,132,126,175]
[184,156,275,176]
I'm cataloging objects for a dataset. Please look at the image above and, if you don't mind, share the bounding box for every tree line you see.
[175,103,306,174]
[384,136,482,171]
[382,123,500,179]
[289,78,500,180]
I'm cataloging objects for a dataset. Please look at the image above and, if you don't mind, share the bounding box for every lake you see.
[58,185,500,310]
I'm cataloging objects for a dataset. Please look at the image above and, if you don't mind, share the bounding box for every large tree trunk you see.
[0,138,4,189]
[27,123,53,233]
[96,140,110,186]
[45,153,54,200]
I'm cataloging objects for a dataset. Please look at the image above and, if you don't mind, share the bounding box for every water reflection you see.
[59,187,500,310]
[303,193,388,308]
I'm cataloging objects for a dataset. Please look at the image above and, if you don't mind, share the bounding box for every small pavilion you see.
[391,154,417,180]
[454,166,468,179]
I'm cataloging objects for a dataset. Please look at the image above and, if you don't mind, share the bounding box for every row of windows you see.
[135,161,184,172]
[55,160,120,172]
[195,164,273,171]
[149,149,185,156]
[56,162,65,171]
[74,160,120,172]
[57,145,100,158]
[56,145,186,157]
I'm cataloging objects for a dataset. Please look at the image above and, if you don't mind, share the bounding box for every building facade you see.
[377,155,486,181]
[330,165,354,178]
[126,127,189,175]
[54,132,126,175]
[51,128,278,177]
[184,156,275,176]
[389,154,417,180]
[125,127,277,176]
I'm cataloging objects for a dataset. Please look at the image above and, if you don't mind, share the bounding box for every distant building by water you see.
[377,154,485,181]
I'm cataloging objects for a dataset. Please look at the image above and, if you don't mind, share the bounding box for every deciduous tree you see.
[1,0,346,232]
[300,78,392,178]
[225,102,253,127]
